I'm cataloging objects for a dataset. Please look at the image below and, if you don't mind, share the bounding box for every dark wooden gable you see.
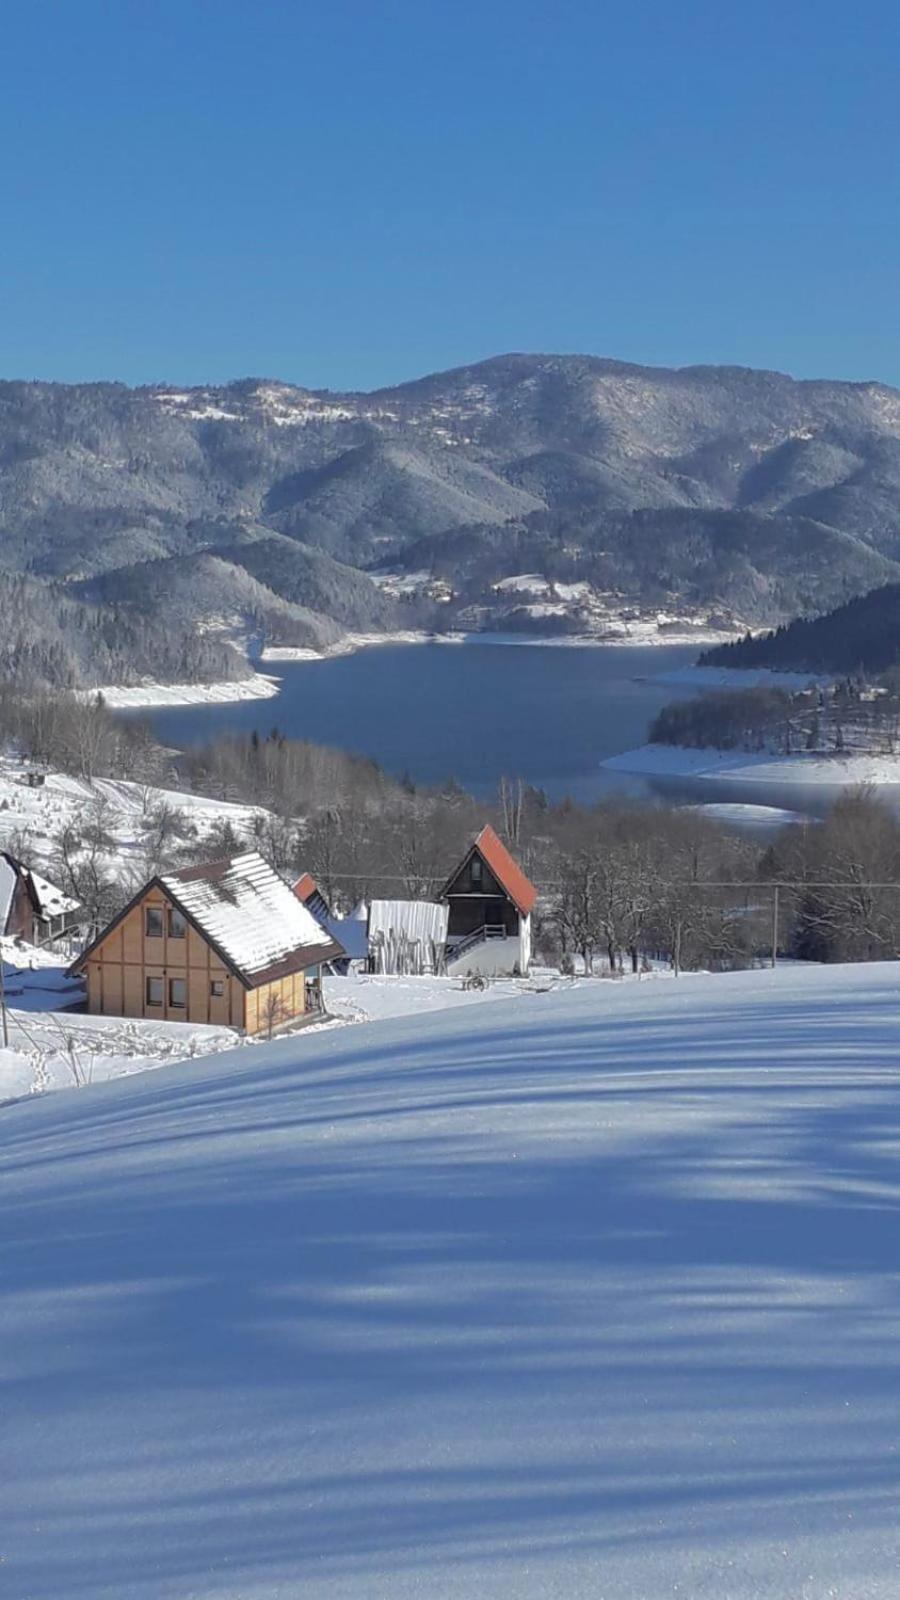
[443,846,507,904]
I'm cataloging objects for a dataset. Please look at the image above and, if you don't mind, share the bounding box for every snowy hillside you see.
[7,960,896,1587]
[0,755,263,865]
[3,963,900,1597]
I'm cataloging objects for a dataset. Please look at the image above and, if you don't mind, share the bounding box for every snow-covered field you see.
[0,964,573,1102]
[322,969,575,1027]
[4,961,900,1597]
[93,672,281,707]
[0,1004,240,1099]
[604,740,900,789]
[0,757,263,862]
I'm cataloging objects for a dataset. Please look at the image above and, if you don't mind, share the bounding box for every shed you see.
[368,899,449,975]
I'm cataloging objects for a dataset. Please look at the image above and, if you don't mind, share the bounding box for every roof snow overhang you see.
[69,874,345,988]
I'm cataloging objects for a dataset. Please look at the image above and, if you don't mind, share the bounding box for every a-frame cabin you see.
[441,825,537,977]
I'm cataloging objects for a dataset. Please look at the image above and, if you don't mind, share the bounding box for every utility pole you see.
[771,884,780,970]
[0,955,8,1049]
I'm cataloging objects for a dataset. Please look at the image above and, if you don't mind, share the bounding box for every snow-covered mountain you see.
[5,354,900,678]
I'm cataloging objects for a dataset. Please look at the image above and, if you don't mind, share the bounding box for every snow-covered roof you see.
[0,853,79,933]
[160,852,344,985]
[25,868,80,920]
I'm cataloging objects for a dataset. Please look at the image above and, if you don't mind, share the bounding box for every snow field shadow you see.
[2,966,900,1597]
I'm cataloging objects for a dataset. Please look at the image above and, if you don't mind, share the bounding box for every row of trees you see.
[763,789,900,962]
[701,583,900,676]
[651,680,900,758]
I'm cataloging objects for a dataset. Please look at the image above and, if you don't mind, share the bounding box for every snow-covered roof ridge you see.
[161,851,344,985]
[24,867,80,920]
[0,851,79,930]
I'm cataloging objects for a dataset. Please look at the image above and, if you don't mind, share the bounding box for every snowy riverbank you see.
[261,624,738,663]
[92,672,281,708]
[603,742,900,788]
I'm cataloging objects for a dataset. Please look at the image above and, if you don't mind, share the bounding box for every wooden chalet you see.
[71,851,344,1034]
[0,852,80,945]
[441,825,537,976]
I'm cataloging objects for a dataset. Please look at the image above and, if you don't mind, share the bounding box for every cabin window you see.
[210,979,225,998]
[169,977,187,1009]
[471,856,483,886]
[168,907,187,939]
[145,976,164,1007]
[145,906,164,938]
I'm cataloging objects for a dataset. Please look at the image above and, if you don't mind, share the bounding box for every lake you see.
[127,640,703,804]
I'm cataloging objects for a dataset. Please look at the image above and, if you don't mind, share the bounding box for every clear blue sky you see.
[2,0,899,391]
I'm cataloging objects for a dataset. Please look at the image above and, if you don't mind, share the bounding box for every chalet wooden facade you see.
[441,825,537,977]
[0,852,80,945]
[71,852,344,1034]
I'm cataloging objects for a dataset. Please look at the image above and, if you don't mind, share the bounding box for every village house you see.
[442,825,537,977]
[292,873,368,969]
[0,852,80,946]
[71,852,344,1034]
[293,828,538,979]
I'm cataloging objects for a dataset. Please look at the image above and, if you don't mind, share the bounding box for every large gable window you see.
[145,905,164,938]
[168,907,187,939]
[471,856,483,886]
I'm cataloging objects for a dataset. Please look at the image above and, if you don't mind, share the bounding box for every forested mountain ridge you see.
[5,355,900,682]
[700,582,900,677]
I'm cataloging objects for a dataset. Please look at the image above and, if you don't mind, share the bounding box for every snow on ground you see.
[323,969,574,1026]
[604,740,900,789]
[261,630,465,662]
[0,1005,239,1100]
[0,966,576,1103]
[0,757,263,863]
[682,801,815,830]
[5,961,900,1596]
[0,935,241,1101]
[493,573,552,595]
[260,623,741,663]
[93,672,280,707]
[650,664,830,690]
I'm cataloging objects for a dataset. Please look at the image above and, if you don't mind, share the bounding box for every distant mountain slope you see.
[0,570,249,689]
[4,355,900,655]
[700,582,900,676]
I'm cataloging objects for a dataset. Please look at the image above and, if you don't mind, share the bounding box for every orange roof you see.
[473,825,537,917]
[293,872,318,904]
